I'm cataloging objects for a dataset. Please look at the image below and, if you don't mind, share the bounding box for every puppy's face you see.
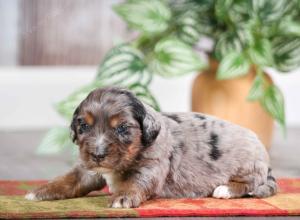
[70,87,160,173]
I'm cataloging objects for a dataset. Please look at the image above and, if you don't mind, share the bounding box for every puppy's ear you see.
[70,107,80,143]
[127,92,161,147]
[141,111,161,147]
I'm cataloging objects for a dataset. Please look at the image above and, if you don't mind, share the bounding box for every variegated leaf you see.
[217,52,250,80]
[273,37,300,72]
[114,0,171,35]
[261,85,285,129]
[177,11,201,46]
[248,38,273,66]
[215,0,234,20]
[97,44,150,86]
[149,38,206,77]
[214,32,243,60]
[247,73,265,101]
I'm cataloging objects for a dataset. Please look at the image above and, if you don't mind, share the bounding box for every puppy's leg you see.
[25,165,105,201]
[252,168,277,198]
[109,170,163,208]
[109,181,149,208]
[214,162,277,199]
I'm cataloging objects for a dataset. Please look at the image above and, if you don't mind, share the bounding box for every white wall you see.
[0,0,19,65]
[0,67,299,130]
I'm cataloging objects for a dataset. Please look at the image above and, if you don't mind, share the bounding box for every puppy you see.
[25,87,277,208]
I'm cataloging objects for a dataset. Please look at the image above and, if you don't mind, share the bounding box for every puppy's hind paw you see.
[213,185,232,199]
[25,192,39,201]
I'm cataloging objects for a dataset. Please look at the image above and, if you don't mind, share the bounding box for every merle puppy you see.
[25,87,277,208]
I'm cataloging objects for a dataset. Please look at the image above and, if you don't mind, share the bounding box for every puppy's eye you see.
[79,123,90,134]
[116,124,128,135]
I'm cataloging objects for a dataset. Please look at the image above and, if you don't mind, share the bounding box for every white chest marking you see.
[102,173,117,193]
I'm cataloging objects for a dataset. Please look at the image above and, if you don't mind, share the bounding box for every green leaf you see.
[272,37,300,72]
[197,16,214,36]
[251,0,295,23]
[217,52,250,80]
[228,1,251,23]
[176,11,201,46]
[248,38,273,66]
[149,38,206,77]
[247,73,265,101]
[97,44,150,86]
[250,0,265,14]
[215,0,234,20]
[214,32,243,60]
[279,18,300,36]
[261,85,286,130]
[236,27,255,47]
[37,127,75,155]
[171,0,213,14]
[114,0,171,35]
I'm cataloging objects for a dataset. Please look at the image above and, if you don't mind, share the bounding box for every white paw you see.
[25,192,38,201]
[110,195,140,208]
[111,200,123,208]
[213,185,232,199]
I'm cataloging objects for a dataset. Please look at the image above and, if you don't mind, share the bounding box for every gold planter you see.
[191,59,274,149]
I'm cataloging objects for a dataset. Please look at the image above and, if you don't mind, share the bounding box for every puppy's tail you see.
[253,168,277,198]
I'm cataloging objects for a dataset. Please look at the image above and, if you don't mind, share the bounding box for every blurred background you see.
[0,0,300,180]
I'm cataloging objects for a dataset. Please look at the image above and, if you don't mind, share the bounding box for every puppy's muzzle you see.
[91,145,108,162]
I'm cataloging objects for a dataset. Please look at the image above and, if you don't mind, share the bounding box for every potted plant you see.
[190,0,300,147]
[38,0,300,155]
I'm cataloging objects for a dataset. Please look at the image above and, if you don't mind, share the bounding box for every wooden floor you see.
[0,128,299,219]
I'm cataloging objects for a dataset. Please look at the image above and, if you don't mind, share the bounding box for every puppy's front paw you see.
[25,184,63,201]
[213,185,232,199]
[110,194,141,208]
[24,188,51,201]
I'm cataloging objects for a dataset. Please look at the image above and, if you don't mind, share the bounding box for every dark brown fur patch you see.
[208,132,221,160]
[163,113,181,123]
[194,114,206,120]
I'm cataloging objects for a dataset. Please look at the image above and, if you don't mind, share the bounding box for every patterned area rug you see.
[1,179,300,218]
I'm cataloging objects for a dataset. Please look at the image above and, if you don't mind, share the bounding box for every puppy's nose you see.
[91,145,107,161]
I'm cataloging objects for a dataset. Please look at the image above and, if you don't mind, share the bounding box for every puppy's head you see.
[70,87,161,172]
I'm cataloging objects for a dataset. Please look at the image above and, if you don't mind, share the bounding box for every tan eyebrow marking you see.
[84,112,94,126]
[110,115,121,128]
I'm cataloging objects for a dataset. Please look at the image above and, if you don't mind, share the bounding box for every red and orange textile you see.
[0,179,300,218]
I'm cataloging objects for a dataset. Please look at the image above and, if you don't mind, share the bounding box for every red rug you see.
[1,179,300,218]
